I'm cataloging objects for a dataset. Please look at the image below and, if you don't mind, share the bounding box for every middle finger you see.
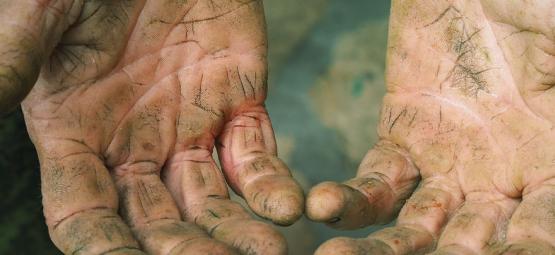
[106,80,236,255]
[431,194,517,254]
[164,65,287,255]
[316,176,463,255]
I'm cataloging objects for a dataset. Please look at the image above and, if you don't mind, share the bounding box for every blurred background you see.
[0,0,391,254]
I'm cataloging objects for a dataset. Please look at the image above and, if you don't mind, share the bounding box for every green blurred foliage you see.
[0,110,60,254]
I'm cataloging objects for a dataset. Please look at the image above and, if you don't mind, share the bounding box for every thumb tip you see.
[306,182,348,222]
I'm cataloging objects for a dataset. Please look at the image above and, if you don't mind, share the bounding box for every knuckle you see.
[113,160,160,177]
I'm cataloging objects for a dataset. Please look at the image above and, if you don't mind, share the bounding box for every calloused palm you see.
[2,1,304,254]
[307,0,555,254]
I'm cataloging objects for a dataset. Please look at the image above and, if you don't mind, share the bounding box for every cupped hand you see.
[1,1,304,254]
[307,0,555,254]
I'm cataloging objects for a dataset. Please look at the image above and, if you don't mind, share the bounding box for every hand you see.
[307,0,555,254]
[2,1,304,254]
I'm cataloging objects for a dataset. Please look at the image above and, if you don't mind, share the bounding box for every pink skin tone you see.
[307,0,555,254]
[2,0,555,255]
[1,0,303,254]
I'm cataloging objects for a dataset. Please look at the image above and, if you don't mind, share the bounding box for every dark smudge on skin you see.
[425,5,493,98]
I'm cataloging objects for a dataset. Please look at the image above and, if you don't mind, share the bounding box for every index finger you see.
[217,107,305,226]
[306,140,420,229]
[37,139,144,254]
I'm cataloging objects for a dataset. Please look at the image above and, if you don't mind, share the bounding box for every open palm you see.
[307,0,555,254]
[2,1,303,254]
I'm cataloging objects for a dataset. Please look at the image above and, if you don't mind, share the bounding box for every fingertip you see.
[267,187,305,226]
[244,175,305,226]
[265,178,305,226]
[306,182,348,223]
[308,181,383,229]
[314,237,354,255]
[315,237,391,255]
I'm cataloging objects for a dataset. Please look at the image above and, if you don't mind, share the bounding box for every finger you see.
[315,237,394,255]
[431,195,518,254]
[493,241,555,255]
[428,246,473,255]
[306,140,419,229]
[165,104,287,254]
[501,180,555,254]
[315,227,433,255]
[218,108,304,226]
[115,167,236,255]
[0,0,82,113]
[38,143,143,254]
[105,86,237,255]
[164,157,287,255]
[316,176,463,255]
[174,0,301,226]
[363,176,463,254]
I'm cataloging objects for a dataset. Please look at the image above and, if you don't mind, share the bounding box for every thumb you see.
[0,0,82,114]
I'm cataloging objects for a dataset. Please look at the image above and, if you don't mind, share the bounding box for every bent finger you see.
[316,176,462,255]
[306,140,419,229]
[315,237,394,255]
[432,195,518,254]
[114,164,236,255]
[365,176,463,254]
[105,90,236,255]
[217,108,304,226]
[165,144,287,255]
[38,142,143,254]
[492,241,555,255]
[166,85,287,255]
[500,179,555,254]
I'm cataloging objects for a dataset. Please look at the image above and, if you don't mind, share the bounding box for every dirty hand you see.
[307,0,555,254]
[1,0,304,254]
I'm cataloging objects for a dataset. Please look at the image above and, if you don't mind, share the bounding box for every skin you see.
[307,0,555,254]
[0,0,304,254]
